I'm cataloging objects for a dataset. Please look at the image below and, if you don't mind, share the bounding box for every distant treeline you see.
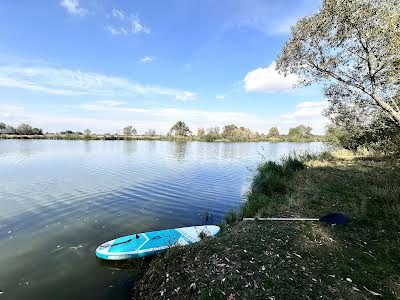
[0,121,325,142]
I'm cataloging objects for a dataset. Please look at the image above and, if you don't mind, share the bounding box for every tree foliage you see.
[288,125,312,139]
[267,127,280,137]
[14,123,42,135]
[83,129,91,136]
[123,125,137,136]
[277,0,400,128]
[0,122,5,129]
[197,128,205,137]
[277,0,400,154]
[169,121,191,136]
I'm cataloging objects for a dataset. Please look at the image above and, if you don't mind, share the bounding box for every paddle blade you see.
[319,213,348,225]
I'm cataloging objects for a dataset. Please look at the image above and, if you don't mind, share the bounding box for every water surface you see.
[0,140,324,300]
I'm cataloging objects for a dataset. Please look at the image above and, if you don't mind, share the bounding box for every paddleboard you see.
[96,225,220,260]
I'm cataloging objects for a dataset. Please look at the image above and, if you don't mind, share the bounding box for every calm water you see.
[0,140,324,300]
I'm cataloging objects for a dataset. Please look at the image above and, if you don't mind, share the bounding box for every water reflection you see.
[122,141,137,156]
[84,140,92,154]
[172,141,187,162]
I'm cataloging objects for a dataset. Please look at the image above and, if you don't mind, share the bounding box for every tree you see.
[5,125,15,133]
[222,124,238,137]
[0,122,6,129]
[16,123,33,135]
[123,125,135,136]
[207,127,220,135]
[83,129,91,139]
[145,128,156,136]
[267,127,280,137]
[170,121,191,136]
[31,128,43,135]
[197,128,205,137]
[325,125,350,145]
[276,0,400,127]
[288,125,312,138]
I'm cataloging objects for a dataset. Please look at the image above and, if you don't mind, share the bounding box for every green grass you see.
[133,151,400,299]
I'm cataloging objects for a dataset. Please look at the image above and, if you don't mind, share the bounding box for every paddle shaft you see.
[243,217,319,221]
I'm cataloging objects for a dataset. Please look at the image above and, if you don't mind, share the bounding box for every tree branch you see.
[308,59,400,126]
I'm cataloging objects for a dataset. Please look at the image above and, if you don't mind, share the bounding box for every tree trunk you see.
[371,94,400,127]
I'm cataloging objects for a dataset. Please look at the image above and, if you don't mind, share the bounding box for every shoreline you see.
[133,151,400,299]
[0,134,325,143]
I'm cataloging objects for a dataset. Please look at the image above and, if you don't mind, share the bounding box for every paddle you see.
[242,213,348,225]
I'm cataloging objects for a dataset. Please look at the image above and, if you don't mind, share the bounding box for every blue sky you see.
[0,0,328,134]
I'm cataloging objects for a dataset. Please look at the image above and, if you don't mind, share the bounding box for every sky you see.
[0,0,328,134]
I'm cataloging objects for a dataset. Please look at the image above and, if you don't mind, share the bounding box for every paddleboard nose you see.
[207,225,220,236]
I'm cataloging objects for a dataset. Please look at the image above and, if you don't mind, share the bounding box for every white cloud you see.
[244,62,299,93]
[140,56,156,63]
[106,26,128,36]
[112,9,125,20]
[0,77,85,96]
[0,65,197,101]
[0,105,23,118]
[106,13,150,36]
[175,91,197,101]
[279,101,329,134]
[215,95,225,100]
[60,0,88,16]
[79,100,149,113]
[131,16,150,34]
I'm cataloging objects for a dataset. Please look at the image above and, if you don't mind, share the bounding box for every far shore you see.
[0,134,325,143]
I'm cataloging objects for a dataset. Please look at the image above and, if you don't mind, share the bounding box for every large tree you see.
[169,121,191,136]
[267,127,280,137]
[288,125,313,138]
[123,125,137,136]
[276,0,400,126]
[16,123,33,135]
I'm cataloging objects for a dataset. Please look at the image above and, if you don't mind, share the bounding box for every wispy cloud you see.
[106,26,128,36]
[0,104,24,118]
[175,91,197,101]
[244,62,299,93]
[106,9,150,36]
[0,65,197,101]
[131,16,150,34]
[79,100,149,113]
[60,0,88,16]
[0,77,85,96]
[111,9,125,20]
[215,95,225,100]
[140,56,156,63]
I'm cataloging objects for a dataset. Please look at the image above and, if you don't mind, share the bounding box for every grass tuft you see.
[226,155,306,223]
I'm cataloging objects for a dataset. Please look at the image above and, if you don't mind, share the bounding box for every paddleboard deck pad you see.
[96,225,220,260]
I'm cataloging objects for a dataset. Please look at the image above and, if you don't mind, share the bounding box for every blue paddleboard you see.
[96,225,220,260]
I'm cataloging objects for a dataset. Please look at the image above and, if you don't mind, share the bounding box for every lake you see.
[0,140,324,300]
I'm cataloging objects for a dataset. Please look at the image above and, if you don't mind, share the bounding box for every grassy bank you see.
[134,151,400,299]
